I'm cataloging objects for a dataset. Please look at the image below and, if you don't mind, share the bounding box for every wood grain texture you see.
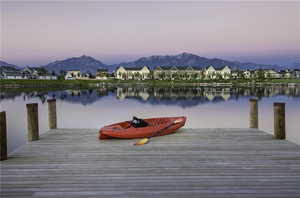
[47,99,57,130]
[26,103,39,141]
[274,103,286,139]
[0,111,7,161]
[249,99,258,128]
[1,128,300,198]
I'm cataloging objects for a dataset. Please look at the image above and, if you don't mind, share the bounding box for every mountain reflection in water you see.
[1,86,299,107]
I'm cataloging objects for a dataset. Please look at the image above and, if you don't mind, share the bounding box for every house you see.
[37,75,57,80]
[65,70,81,80]
[293,69,300,79]
[230,70,239,79]
[21,66,57,80]
[243,70,253,79]
[1,71,26,79]
[80,73,93,80]
[115,66,150,80]
[153,66,202,80]
[96,69,109,80]
[279,70,294,79]
[219,66,231,79]
[262,69,281,79]
[153,66,178,80]
[203,66,231,80]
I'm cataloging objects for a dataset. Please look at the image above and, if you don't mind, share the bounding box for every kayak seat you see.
[131,116,149,128]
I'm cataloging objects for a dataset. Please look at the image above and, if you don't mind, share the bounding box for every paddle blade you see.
[174,118,183,124]
[134,138,149,146]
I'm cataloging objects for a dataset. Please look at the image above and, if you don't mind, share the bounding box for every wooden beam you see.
[274,102,286,139]
[47,99,57,129]
[0,111,7,161]
[26,103,39,141]
[249,98,258,128]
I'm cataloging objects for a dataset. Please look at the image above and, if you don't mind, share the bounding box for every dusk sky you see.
[1,1,300,66]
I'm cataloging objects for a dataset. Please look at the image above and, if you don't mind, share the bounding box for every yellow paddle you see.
[134,118,182,146]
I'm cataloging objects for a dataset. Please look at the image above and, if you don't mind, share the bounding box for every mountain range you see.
[113,53,278,71]
[0,60,20,72]
[44,55,106,74]
[1,53,300,74]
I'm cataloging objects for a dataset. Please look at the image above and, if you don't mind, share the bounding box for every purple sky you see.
[1,1,300,66]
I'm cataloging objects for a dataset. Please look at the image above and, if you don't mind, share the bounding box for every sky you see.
[1,0,300,66]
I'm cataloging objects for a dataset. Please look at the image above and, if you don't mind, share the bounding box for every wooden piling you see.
[26,103,39,141]
[0,111,7,161]
[47,99,57,129]
[274,102,286,139]
[249,98,258,128]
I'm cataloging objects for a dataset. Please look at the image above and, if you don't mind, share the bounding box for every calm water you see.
[1,85,300,152]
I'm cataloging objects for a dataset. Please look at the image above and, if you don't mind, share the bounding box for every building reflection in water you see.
[0,85,300,107]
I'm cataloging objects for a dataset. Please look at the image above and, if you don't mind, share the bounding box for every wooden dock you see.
[1,128,300,198]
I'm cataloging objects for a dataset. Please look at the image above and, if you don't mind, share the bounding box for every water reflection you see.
[1,86,300,107]
[1,85,300,153]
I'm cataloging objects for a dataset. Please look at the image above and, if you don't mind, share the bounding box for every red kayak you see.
[99,116,186,139]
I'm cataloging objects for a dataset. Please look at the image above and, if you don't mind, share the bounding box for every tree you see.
[192,73,198,80]
[172,72,178,80]
[216,73,223,80]
[159,72,165,80]
[134,72,141,80]
[257,70,265,80]
[184,72,189,80]
[121,73,127,80]
[224,72,231,80]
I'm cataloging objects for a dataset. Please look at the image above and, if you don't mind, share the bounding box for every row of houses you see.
[91,66,300,80]
[0,67,57,80]
[2,65,300,81]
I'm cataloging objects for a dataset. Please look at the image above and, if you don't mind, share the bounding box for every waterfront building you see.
[115,66,150,80]
[243,70,253,79]
[262,69,281,79]
[153,66,202,80]
[294,69,300,79]
[65,70,81,80]
[203,66,231,80]
[1,71,26,79]
[22,67,57,80]
[279,70,294,79]
[96,69,109,80]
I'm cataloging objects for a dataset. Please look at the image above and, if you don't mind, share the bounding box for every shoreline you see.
[1,79,300,89]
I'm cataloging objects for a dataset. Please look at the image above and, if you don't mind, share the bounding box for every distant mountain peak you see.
[0,60,20,69]
[114,52,282,70]
[44,55,107,74]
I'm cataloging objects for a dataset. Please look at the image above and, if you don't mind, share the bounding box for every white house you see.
[21,66,57,80]
[1,71,26,79]
[220,66,231,79]
[96,69,109,80]
[294,70,300,79]
[204,66,231,79]
[115,66,150,80]
[65,70,81,80]
[153,66,202,80]
[263,70,281,78]
[38,75,57,80]
[280,70,293,79]
[243,70,252,79]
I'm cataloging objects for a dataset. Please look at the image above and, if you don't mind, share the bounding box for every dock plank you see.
[1,128,300,198]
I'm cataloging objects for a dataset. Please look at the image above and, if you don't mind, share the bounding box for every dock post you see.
[47,99,57,129]
[249,98,258,128]
[26,103,39,141]
[0,111,7,161]
[274,102,285,139]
